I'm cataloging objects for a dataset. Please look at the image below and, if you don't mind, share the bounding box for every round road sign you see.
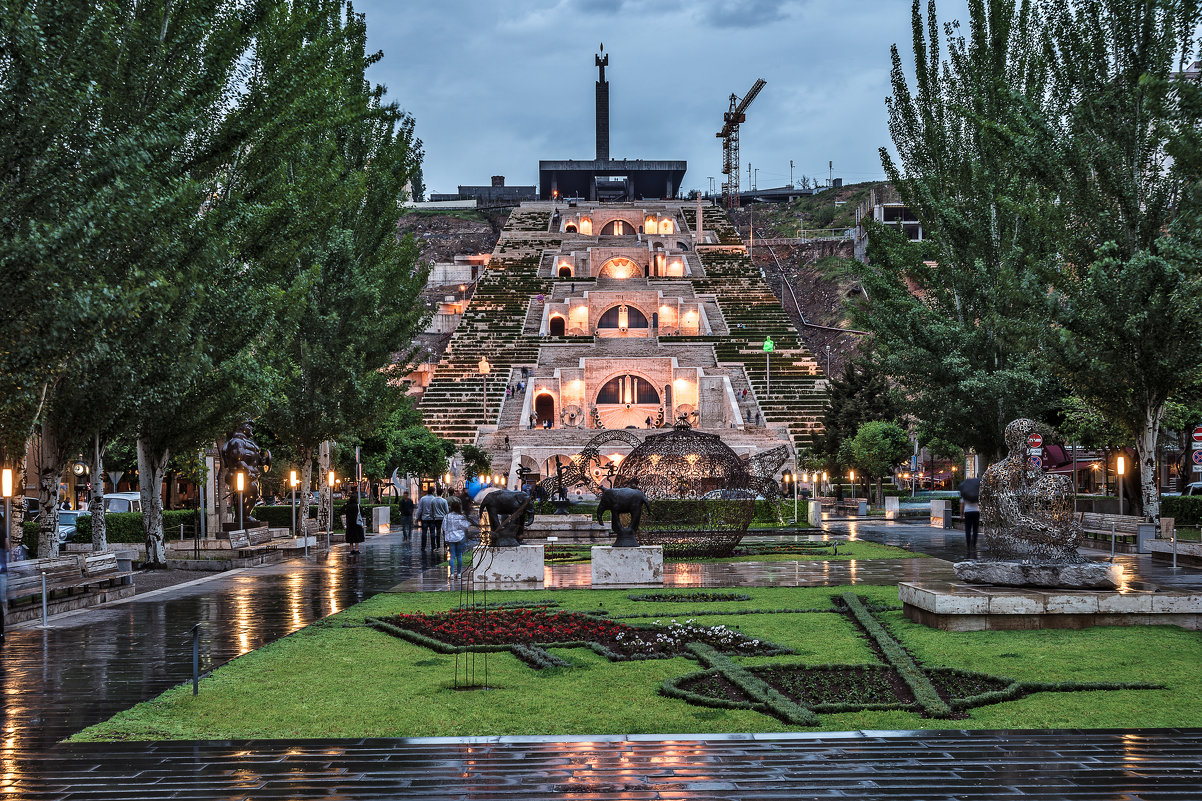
[1193,426,1202,444]
[1027,433,1043,449]
[1028,455,1043,470]
[1193,450,1202,465]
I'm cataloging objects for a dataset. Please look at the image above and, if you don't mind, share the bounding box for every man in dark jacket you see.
[398,494,415,540]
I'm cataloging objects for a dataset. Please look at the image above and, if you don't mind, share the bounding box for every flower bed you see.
[375,608,786,662]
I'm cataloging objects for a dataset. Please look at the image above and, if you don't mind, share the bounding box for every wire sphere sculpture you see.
[612,420,768,557]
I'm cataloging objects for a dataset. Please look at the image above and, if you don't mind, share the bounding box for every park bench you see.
[3,552,135,624]
[1078,512,1142,545]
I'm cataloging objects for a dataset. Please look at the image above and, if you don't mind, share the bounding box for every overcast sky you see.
[352,0,973,196]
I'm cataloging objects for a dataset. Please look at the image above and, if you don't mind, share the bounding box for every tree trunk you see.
[300,445,314,520]
[3,453,26,552]
[215,437,229,526]
[36,421,64,559]
[90,433,107,551]
[317,440,332,532]
[1137,402,1163,521]
[137,436,169,566]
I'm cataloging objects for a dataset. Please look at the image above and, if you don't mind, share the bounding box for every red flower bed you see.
[383,609,781,660]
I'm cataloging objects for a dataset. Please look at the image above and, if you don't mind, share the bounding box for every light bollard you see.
[41,571,48,628]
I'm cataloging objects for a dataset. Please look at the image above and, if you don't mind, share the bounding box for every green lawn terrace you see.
[69,585,1202,741]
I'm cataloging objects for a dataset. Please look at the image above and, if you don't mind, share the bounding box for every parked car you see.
[102,492,142,513]
[56,509,84,544]
[1184,483,1202,497]
[22,496,40,522]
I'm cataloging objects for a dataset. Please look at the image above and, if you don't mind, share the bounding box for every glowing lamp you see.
[236,472,245,492]
[1117,456,1126,475]
[290,470,299,488]
[1,468,11,498]
[327,471,335,487]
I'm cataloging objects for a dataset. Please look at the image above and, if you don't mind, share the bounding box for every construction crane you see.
[716,78,766,209]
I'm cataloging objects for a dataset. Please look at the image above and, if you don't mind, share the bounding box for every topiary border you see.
[840,592,952,718]
[626,592,752,603]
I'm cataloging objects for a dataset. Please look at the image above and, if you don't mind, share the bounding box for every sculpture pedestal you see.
[953,560,1121,589]
[471,545,544,586]
[371,506,390,534]
[591,545,663,587]
[884,496,900,520]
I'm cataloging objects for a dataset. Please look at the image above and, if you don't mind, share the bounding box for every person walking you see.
[441,498,479,575]
[430,490,449,550]
[398,494,415,540]
[344,490,366,556]
[959,477,981,553]
[416,486,439,550]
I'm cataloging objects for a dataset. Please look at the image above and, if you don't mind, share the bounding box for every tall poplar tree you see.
[854,0,1062,460]
[1043,0,1202,519]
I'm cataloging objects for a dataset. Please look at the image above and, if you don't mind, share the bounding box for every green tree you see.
[816,357,902,465]
[855,0,1062,460]
[1042,0,1202,519]
[845,421,912,505]
[257,2,428,531]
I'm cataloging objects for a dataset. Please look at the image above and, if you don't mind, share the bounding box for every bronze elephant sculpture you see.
[596,487,651,547]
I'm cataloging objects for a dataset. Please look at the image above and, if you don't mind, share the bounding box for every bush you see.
[76,510,198,543]
[256,502,394,531]
[22,521,37,557]
[1163,496,1202,526]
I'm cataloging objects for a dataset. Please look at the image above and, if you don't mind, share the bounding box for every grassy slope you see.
[71,584,1202,741]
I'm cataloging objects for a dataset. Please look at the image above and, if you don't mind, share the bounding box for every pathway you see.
[4,525,1202,800]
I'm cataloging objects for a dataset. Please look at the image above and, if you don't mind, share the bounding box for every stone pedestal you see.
[884,496,900,520]
[930,500,952,528]
[591,545,663,586]
[372,505,391,534]
[953,559,1121,589]
[471,545,544,586]
[807,500,823,528]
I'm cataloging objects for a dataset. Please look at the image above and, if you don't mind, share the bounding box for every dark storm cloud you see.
[349,0,976,197]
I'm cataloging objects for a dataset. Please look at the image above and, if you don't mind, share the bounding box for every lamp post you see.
[327,470,335,551]
[825,344,831,377]
[235,471,245,531]
[2,467,12,554]
[1117,455,1126,517]
[478,357,492,423]
[291,469,303,556]
[783,470,797,523]
[762,336,774,399]
[459,284,466,305]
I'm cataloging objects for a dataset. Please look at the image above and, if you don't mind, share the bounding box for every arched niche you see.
[596,374,660,405]
[548,315,566,336]
[598,257,639,279]
[534,393,556,428]
[597,304,649,329]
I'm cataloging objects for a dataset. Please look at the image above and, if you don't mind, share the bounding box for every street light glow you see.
[1,468,11,498]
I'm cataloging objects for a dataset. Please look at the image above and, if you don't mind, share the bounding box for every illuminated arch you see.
[598,257,639,279]
[600,219,633,236]
[596,374,660,405]
[597,304,649,329]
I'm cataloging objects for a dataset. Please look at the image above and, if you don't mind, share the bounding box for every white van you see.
[103,492,143,513]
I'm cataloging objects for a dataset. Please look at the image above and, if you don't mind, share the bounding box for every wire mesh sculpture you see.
[612,420,771,557]
[979,418,1087,564]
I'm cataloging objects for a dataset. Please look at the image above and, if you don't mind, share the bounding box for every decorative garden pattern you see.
[368,593,1162,724]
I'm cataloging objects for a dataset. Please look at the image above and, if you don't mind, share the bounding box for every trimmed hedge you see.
[75,510,197,544]
[1163,496,1202,526]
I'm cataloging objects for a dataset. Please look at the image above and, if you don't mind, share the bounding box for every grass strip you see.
[840,592,952,718]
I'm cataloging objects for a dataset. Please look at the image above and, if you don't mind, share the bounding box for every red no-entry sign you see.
[1027,433,1043,449]
[1193,426,1202,444]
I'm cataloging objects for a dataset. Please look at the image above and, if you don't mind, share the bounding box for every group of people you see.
[396,487,480,572]
[506,380,527,398]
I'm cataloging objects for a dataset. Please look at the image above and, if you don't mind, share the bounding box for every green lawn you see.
[461,540,923,568]
[70,585,1202,741]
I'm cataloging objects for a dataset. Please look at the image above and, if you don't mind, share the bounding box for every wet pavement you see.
[4,526,1202,799]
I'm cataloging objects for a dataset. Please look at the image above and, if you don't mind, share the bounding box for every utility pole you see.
[828,160,833,187]
[747,162,752,192]
[707,176,715,197]
[789,160,794,188]
[753,168,759,191]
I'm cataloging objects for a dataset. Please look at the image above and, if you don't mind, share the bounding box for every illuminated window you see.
[597,375,660,404]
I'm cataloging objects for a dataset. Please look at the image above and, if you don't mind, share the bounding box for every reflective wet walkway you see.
[5,527,1202,800]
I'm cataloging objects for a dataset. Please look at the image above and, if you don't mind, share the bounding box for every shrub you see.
[1162,496,1202,526]
[76,510,198,543]
[22,521,37,557]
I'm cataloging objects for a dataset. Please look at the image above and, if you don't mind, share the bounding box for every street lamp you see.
[327,470,335,550]
[762,336,774,399]
[235,471,245,531]
[783,470,797,523]
[478,357,492,423]
[1117,455,1126,517]
[825,344,831,377]
[2,467,12,554]
[459,284,466,306]
[290,469,305,556]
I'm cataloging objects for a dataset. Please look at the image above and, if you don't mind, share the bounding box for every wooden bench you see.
[4,553,136,624]
[1078,512,1142,543]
